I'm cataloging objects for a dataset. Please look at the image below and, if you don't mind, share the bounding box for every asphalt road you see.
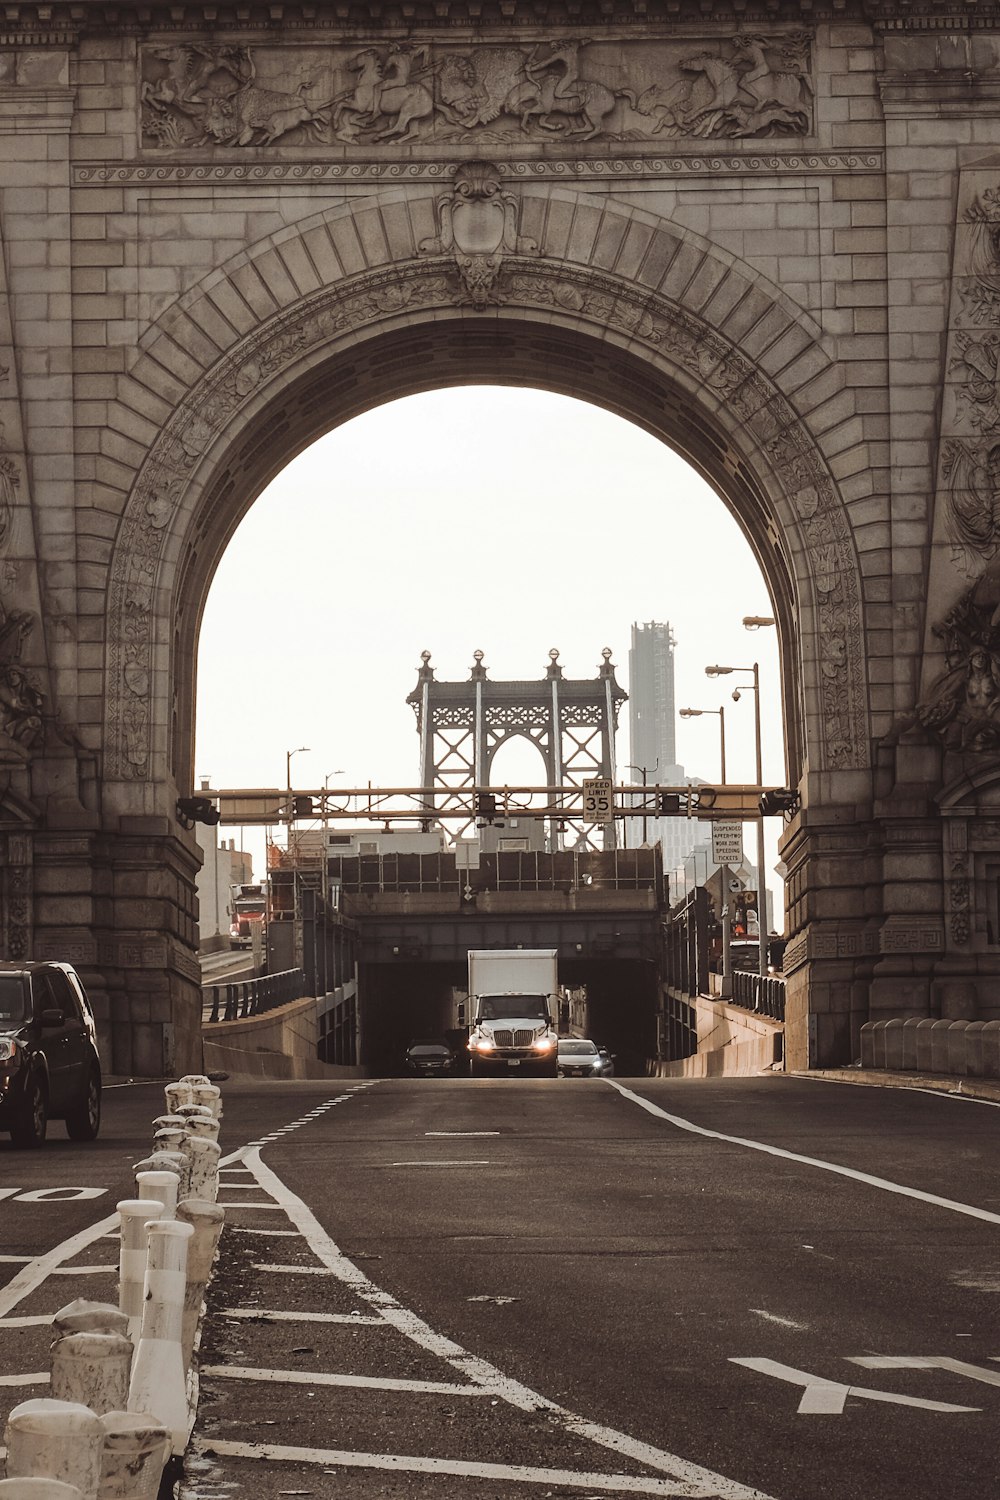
[1,1075,998,1500]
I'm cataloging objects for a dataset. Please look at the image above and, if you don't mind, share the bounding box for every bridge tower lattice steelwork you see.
[407,649,627,850]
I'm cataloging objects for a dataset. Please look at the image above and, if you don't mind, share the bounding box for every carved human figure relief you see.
[139,32,814,151]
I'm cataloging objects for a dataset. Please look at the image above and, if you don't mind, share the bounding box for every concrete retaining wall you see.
[203,996,356,1079]
[860,1018,1000,1078]
[651,992,783,1078]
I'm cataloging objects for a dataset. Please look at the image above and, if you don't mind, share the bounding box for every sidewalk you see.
[789,1067,1000,1104]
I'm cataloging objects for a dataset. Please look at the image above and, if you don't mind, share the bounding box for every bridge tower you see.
[407,649,626,849]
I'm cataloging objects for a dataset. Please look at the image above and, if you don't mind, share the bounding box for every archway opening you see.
[194,385,784,1068]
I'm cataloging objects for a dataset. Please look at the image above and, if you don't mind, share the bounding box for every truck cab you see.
[468,993,559,1076]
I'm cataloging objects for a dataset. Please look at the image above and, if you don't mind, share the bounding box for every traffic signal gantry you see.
[186,783,797,828]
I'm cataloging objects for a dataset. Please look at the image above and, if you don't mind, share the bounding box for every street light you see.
[678,707,726,783]
[286,746,310,822]
[742,615,775,631]
[705,661,767,979]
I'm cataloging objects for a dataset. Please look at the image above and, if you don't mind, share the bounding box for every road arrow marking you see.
[730,1359,980,1413]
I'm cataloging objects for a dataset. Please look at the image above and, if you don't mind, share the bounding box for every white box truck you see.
[467,949,560,1078]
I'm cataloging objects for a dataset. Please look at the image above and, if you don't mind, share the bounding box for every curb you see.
[786,1068,1000,1103]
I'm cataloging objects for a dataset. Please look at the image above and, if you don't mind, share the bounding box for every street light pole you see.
[704,663,769,980]
[285,746,310,853]
[679,706,730,994]
[626,761,657,846]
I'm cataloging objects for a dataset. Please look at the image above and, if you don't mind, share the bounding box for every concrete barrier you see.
[97,1412,170,1500]
[861,1017,1000,1080]
[4,1401,104,1500]
[183,1137,220,1203]
[52,1304,128,1341]
[49,1334,133,1416]
[0,1482,83,1498]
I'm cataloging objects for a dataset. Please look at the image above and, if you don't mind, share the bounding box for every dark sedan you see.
[404,1040,458,1077]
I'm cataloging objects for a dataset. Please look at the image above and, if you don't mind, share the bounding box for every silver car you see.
[556,1038,615,1078]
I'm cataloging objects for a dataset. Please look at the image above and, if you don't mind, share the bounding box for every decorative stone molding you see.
[419,160,537,305]
[105,215,867,782]
[74,150,881,187]
[137,32,814,152]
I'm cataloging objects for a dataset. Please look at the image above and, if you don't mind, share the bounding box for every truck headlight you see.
[532,1036,555,1052]
[472,1036,494,1052]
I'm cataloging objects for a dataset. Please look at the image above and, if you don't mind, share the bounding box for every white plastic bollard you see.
[192,1083,222,1122]
[52,1301,129,1340]
[97,1412,170,1500]
[185,1115,219,1144]
[117,1198,165,1346]
[136,1169,178,1220]
[50,1332,133,1416]
[0,1481,83,1499]
[127,1219,194,1454]
[151,1125,187,1154]
[174,1104,213,1121]
[175,1199,225,1368]
[151,1113,187,1136]
[178,1073,210,1086]
[4,1400,103,1500]
[183,1135,220,1203]
[164,1081,195,1113]
[132,1152,187,1199]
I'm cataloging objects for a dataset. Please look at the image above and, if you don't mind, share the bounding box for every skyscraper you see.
[626,620,713,883]
[628,621,677,777]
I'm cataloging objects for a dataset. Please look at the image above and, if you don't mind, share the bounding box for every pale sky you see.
[195,386,785,916]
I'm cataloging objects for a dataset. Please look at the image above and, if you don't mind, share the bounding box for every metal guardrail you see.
[731,969,786,1022]
[203,967,306,1024]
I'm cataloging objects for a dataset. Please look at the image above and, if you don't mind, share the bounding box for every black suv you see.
[0,962,102,1148]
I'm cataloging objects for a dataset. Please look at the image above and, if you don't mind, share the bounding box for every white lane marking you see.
[853,1356,1000,1387]
[730,1359,979,1414]
[201,1364,493,1397]
[244,1147,777,1500]
[605,1080,1000,1225]
[797,1075,1000,1109]
[389,1160,491,1168]
[0,1316,57,1328]
[196,1439,714,1496]
[223,1309,384,1326]
[252,1263,337,1276]
[215,1201,285,1210]
[0,1373,48,1386]
[230,1228,302,1237]
[0,1256,33,1265]
[14,1188,107,1203]
[748,1310,809,1331]
[425,1131,501,1137]
[51,1265,116,1276]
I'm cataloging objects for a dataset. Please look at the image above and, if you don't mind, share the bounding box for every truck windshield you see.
[478,996,549,1021]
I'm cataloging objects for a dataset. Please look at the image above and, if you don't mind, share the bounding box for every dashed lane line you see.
[200,1440,723,1496]
[604,1079,1000,1226]
[226,1144,777,1500]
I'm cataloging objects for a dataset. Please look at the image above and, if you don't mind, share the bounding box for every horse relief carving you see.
[140,32,813,150]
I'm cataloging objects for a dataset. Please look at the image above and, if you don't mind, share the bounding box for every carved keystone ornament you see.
[419,161,537,306]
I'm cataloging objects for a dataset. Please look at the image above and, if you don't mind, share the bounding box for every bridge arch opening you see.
[101,193,871,1071]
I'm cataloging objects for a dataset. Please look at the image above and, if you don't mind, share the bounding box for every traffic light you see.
[658,793,681,815]
[293,795,315,818]
[759,788,799,817]
[176,796,220,827]
[476,792,498,826]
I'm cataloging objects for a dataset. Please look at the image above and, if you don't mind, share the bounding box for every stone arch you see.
[100,182,870,798]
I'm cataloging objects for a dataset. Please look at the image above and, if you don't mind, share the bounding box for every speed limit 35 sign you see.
[583,778,614,823]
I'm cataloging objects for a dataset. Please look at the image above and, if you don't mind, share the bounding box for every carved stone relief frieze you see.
[106,186,865,781]
[917,178,1000,748]
[139,32,814,154]
[0,831,33,961]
